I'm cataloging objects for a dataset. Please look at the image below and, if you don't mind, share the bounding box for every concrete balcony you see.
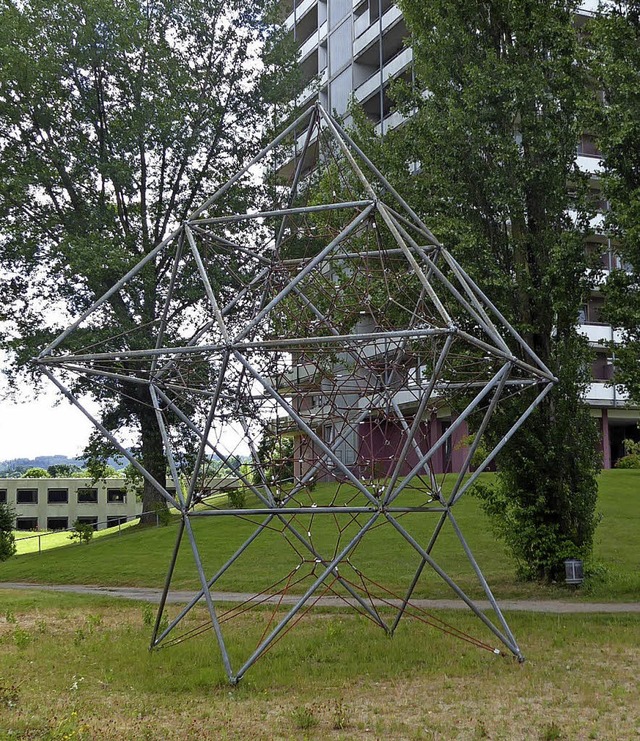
[576,154,603,175]
[579,323,616,345]
[354,47,412,104]
[375,108,407,135]
[284,0,318,33]
[353,3,403,56]
[297,66,328,108]
[585,381,628,406]
[299,30,319,64]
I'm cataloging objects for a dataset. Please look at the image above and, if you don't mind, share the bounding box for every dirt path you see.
[1,581,639,613]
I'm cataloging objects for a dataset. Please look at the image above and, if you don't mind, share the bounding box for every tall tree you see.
[589,2,640,402]
[373,0,602,579]
[0,0,296,522]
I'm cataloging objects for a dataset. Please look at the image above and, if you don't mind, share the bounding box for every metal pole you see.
[234,512,380,682]
[187,106,316,220]
[151,517,185,648]
[39,368,180,510]
[38,228,181,357]
[385,513,520,656]
[451,381,555,505]
[388,364,511,505]
[447,509,521,654]
[389,510,448,633]
[183,515,235,681]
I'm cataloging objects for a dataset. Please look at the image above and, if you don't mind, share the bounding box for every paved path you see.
[1,582,639,613]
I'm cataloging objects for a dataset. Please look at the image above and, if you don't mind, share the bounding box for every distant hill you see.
[0,454,127,477]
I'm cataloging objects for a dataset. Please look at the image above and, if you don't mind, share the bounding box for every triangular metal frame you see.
[36,103,556,684]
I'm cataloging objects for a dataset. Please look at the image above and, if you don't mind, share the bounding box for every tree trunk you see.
[138,398,169,526]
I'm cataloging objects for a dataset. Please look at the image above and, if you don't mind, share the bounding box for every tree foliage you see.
[22,467,50,478]
[378,0,602,579]
[0,503,17,561]
[0,0,296,522]
[588,2,640,402]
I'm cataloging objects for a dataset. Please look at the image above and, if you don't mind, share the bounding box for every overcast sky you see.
[0,387,94,461]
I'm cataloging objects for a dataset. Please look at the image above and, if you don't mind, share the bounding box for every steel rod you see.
[388,364,510,504]
[386,514,519,655]
[151,518,186,648]
[188,105,315,220]
[190,200,374,226]
[451,381,555,505]
[40,368,180,509]
[234,512,380,681]
[447,509,522,656]
[183,515,235,680]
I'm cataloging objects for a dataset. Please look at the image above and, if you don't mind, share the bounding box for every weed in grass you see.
[4,609,17,624]
[48,709,89,740]
[142,603,154,626]
[74,628,86,645]
[291,704,319,731]
[86,613,103,630]
[331,699,348,730]
[473,720,489,738]
[540,721,565,740]
[13,627,30,649]
[158,611,169,633]
[0,682,20,709]
[69,675,84,692]
[36,619,47,634]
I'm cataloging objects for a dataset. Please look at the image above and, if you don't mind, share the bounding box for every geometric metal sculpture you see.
[36,103,556,683]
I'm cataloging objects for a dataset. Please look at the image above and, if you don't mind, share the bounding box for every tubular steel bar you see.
[183,515,235,680]
[451,381,555,506]
[234,512,381,682]
[447,509,522,654]
[40,368,180,510]
[190,200,374,226]
[37,101,556,684]
[151,518,186,648]
[386,513,521,656]
[388,364,511,506]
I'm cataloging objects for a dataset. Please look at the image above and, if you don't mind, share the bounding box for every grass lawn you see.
[1,470,638,603]
[0,590,638,739]
[13,520,138,555]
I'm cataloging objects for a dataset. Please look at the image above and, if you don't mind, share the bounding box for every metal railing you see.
[14,508,167,554]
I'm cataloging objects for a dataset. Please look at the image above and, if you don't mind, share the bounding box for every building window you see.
[76,516,99,530]
[0,489,6,504]
[578,134,601,158]
[106,515,127,528]
[77,488,98,504]
[107,489,126,503]
[16,489,38,504]
[47,488,68,504]
[47,517,68,531]
[582,297,606,325]
[592,354,614,381]
[16,517,38,531]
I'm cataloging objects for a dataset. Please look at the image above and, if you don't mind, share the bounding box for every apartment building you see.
[283,0,638,469]
[0,477,142,531]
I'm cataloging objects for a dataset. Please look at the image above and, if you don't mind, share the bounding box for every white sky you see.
[0,387,95,461]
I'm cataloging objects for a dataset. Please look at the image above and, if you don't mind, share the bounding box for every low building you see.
[0,477,141,532]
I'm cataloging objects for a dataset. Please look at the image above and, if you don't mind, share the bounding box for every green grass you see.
[0,590,638,739]
[13,519,138,555]
[1,470,638,603]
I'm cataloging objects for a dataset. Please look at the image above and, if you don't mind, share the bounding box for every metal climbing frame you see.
[37,103,556,684]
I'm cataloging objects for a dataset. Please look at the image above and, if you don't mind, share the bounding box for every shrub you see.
[227,488,246,509]
[614,439,640,469]
[614,453,640,469]
[0,503,16,562]
[68,519,94,545]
